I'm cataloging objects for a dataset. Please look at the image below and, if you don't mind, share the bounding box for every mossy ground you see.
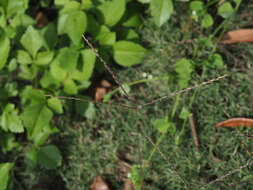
[18,2,253,190]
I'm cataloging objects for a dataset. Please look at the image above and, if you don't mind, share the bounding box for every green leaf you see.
[233,0,242,6]
[24,147,37,168]
[0,34,10,70]
[41,23,57,50]
[48,97,63,114]
[96,25,116,46]
[80,49,96,81]
[201,13,213,28]
[33,125,59,146]
[20,88,46,105]
[50,59,67,82]
[21,98,53,140]
[40,72,61,89]
[75,96,95,119]
[21,26,43,58]
[129,165,142,190]
[175,58,193,89]
[189,1,203,12]
[7,0,29,18]
[63,78,78,95]
[179,106,190,120]
[35,51,54,65]
[98,0,126,27]
[118,29,139,41]
[0,134,21,154]
[58,2,87,44]
[0,162,14,190]
[113,41,147,67]
[208,53,223,68]
[153,116,169,133]
[218,2,234,19]
[81,0,93,10]
[8,58,17,72]
[150,0,173,27]
[137,0,150,3]
[58,47,79,72]
[17,50,32,65]
[1,104,24,133]
[55,0,70,6]
[37,145,62,169]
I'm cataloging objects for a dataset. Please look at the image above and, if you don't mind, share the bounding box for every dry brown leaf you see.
[222,29,253,44]
[101,80,112,88]
[95,87,107,102]
[35,11,48,27]
[216,118,253,128]
[124,179,135,190]
[90,176,110,190]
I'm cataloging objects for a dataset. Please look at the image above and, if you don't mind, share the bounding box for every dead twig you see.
[189,114,199,148]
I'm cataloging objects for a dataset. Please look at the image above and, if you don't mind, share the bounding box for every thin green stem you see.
[171,93,180,119]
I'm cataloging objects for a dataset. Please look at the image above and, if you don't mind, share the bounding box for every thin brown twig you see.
[144,135,190,189]
[200,161,253,188]
[45,94,138,110]
[141,74,229,107]
[189,114,199,148]
[82,34,131,100]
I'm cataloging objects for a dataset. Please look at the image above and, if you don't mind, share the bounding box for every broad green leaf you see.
[122,13,141,27]
[201,13,213,28]
[86,14,100,36]
[118,29,139,41]
[153,116,169,133]
[50,59,67,82]
[1,104,24,133]
[137,0,150,3]
[35,51,54,65]
[150,0,173,27]
[80,49,96,81]
[113,41,147,67]
[96,25,116,46]
[21,101,53,140]
[8,58,17,72]
[10,13,35,28]
[41,23,57,50]
[175,58,193,89]
[208,53,223,68]
[81,0,93,9]
[17,50,32,65]
[37,145,62,169]
[75,96,96,119]
[55,0,70,6]
[21,26,43,58]
[0,162,14,190]
[24,147,37,168]
[48,97,63,114]
[40,72,61,89]
[0,134,21,154]
[218,2,234,19]
[20,88,45,105]
[98,0,126,27]
[179,106,190,120]
[189,1,203,11]
[63,78,78,95]
[0,34,10,70]
[65,10,87,44]
[33,125,59,146]
[57,2,87,44]
[7,0,28,18]
[58,47,79,72]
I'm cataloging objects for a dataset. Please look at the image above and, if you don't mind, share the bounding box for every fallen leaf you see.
[95,87,107,102]
[222,29,253,44]
[90,176,110,190]
[124,179,135,190]
[101,80,112,88]
[216,118,253,128]
[35,11,48,27]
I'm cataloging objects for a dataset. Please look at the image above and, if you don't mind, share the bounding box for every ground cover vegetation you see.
[0,0,252,189]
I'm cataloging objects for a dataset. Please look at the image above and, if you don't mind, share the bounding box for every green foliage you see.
[0,163,14,190]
